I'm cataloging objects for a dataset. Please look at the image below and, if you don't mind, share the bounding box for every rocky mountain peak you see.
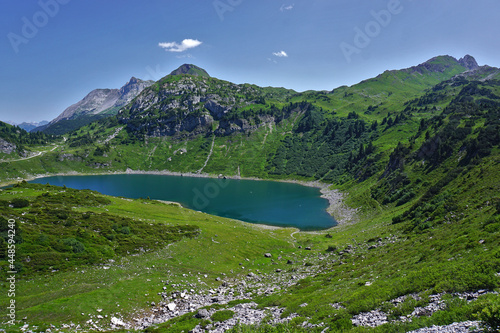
[42,77,154,133]
[119,77,153,97]
[169,64,210,77]
[402,55,478,76]
[458,54,479,70]
[128,77,139,84]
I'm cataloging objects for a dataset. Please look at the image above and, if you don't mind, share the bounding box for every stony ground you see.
[16,244,494,332]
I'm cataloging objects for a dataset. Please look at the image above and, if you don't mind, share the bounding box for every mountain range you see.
[26,56,499,139]
[3,120,49,132]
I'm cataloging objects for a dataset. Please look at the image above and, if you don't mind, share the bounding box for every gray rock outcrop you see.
[458,55,479,71]
[0,138,16,154]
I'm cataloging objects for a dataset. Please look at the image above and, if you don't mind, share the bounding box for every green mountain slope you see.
[169,63,211,77]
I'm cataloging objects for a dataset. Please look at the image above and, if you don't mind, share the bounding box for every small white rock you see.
[111,317,126,326]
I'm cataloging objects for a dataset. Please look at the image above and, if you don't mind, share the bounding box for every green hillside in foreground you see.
[0,55,499,332]
[0,159,498,332]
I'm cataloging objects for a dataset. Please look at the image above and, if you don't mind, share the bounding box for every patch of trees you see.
[392,167,464,231]
[0,122,57,146]
[417,100,500,166]
[68,133,94,147]
[381,112,408,131]
[42,114,107,135]
[266,109,379,182]
[454,82,499,103]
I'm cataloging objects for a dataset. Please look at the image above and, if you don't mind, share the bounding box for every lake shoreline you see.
[2,168,358,228]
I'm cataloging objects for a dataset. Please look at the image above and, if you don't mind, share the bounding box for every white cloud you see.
[280,4,294,11]
[273,50,288,57]
[159,39,202,52]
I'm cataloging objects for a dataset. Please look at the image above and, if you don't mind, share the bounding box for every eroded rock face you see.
[87,162,112,169]
[0,138,16,154]
[146,114,214,138]
[205,100,230,120]
[458,55,479,71]
[215,118,260,136]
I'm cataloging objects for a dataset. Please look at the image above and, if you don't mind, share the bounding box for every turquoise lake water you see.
[30,174,336,230]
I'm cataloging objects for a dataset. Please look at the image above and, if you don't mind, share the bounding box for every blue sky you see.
[1,0,499,123]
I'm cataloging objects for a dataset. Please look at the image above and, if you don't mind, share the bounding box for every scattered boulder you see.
[264,253,272,258]
[195,308,210,319]
[111,317,126,327]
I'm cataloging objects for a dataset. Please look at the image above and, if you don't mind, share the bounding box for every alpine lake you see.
[30,174,336,230]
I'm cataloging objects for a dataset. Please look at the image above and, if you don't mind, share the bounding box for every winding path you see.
[0,145,59,163]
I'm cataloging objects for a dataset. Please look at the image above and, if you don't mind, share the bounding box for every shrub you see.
[10,198,30,208]
[211,310,235,322]
[36,234,50,246]
[396,191,416,206]
[475,297,500,332]
[0,238,7,259]
[326,245,338,252]
[61,238,86,253]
